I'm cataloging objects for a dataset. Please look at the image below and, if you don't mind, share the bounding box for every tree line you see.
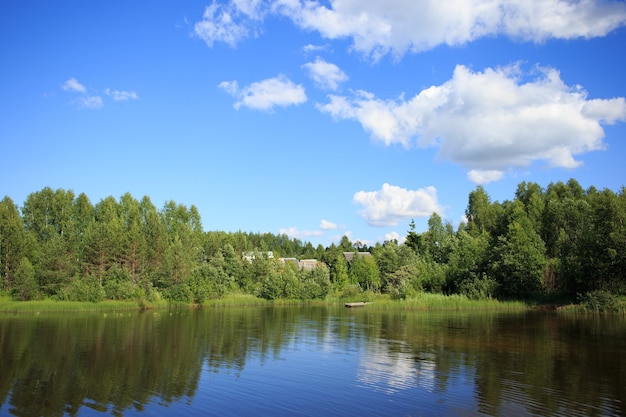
[0,179,624,304]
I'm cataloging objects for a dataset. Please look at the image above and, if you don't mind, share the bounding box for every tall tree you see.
[491,202,546,298]
[0,197,31,291]
[348,254,380,291]
[466,186,495,236]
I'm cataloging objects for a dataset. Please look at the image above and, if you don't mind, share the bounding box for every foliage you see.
[13,257,39,301]
[1,179,625,308]
[577,290,625,313]
[56,275,106,303]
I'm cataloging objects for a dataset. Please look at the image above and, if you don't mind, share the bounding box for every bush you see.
[56,275,106,302]
[103,265,144,300]
[340,284,362,299]
[162,283,194,304]
[300,265,331,300]
[578,290,623,313]
[458,273,498,300]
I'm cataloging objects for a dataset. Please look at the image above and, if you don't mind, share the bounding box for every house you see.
[278,258,320,271]
[299,259,319,271]
[343,252,372,262]
[279,257,300,268]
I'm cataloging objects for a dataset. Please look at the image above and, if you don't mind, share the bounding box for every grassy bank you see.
[0,295,168,314]
[330,292,530,311]
[0,292,534,314]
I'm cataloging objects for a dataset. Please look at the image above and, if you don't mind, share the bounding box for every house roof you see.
[343,252,372,262]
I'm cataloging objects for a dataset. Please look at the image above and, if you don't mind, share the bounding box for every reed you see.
[344,293,529,311]
[0,296,168,314]
[204,293,269,307]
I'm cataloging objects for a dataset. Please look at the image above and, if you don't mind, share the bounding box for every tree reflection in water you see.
[0,307,624,416]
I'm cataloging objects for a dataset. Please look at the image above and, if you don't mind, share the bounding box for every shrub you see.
[162,283,194,304]
[458,273,498,300]
[578,290,623,313]
[56,275,106,302]
[13,257,40,301]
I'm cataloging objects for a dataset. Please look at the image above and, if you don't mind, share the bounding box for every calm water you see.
[0,306,624,417]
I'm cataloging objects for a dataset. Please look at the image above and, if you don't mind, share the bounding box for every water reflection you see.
[0,307,625,416]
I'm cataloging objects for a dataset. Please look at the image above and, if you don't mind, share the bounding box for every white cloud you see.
[275,0,626,60]
[218,75,307,111]
[193,1,626,59]
[279,227,323,240]
[384,231,405,244]
[77,96,103,110]
[105,88,139,101]
[302,43,328,54]
[302,57,348,90]
[353,183,442,227]
[319,219,337,230]
[194,1,265,47]
[467,170,504,185]
[62,78,86,93]
[319,64,626,183]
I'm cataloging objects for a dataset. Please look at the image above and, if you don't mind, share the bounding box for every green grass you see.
[0,292,534,314]
[333,292,530,311]
[0,295,168,314]
[202,293,270,307]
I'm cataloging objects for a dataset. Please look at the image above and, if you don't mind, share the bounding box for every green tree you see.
[348,253,380,291]
[491,203,546,298]
[0,197,31,291]
[83,197,124,286]
[300,264,331,300]
[13,257,39,300]
[140,196,167,287]
[446,230,493,298]
[119,193,146,283]
[466,186,495,236]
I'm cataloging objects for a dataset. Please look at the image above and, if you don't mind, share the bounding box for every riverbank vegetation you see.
[1,179,624,312]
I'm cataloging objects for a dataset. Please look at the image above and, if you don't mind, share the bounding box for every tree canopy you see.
[1,179,624,303]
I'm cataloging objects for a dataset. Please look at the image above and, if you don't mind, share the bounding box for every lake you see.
[1,306,624,416]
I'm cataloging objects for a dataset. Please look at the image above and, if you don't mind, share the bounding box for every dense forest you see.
[0,179,624,305]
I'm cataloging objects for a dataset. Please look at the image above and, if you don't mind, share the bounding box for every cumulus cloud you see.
[105,88,139,101]
[384,231,405,244]
[319,219,338,230]
[194,0,626,59]
[467,170,504,185]
[62,77,86,93]
[278,0,626,60]
[218,75,307,111]
[319,64,626,183]
[279,227,323,240]
[353,183,443,227]
[302,57,348,90]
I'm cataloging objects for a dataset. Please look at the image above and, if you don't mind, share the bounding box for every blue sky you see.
[2,1,625,247]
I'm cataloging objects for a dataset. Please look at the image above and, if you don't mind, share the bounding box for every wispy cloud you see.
[218,75,307,111]
[62,77,86,93]
[61,78,139,109]
[319,219,337,230]
[77,96,104,110]
[302,57,348,91]
[105,88,139,101]
[194,1,265,47]
[319,64,626,183]
[353,183,442,227]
